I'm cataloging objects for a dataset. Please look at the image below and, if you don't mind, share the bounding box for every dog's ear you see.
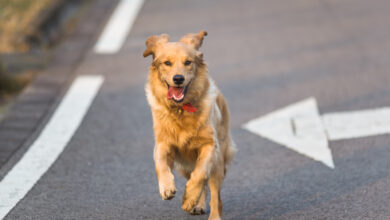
[143,34,169,58]
[179,30,207,50]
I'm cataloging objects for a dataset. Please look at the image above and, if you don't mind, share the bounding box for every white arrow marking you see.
[322,108,390,140]
[243,98,334,168]
[243,97,390,169]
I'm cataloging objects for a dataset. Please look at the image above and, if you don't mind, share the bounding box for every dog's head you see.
[143,31,207,103]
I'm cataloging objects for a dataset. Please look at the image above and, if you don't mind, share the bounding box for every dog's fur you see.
[143,31,236,220]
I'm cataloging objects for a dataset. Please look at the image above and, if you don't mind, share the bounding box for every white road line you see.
[0,75,104,219]
[94,0,144,54]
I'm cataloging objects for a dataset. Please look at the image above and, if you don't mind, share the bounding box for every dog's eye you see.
[164,61,172,66]
[184,60,192,66]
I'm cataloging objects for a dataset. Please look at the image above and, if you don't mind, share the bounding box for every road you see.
[1,0,390,219]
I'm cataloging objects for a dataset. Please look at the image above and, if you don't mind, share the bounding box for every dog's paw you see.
[190,206,206,215]
[181,197,198,213]
[159,184,176,200]
[208,216,221,220]
[161,188,176,200]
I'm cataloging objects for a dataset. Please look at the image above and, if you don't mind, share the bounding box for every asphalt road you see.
[2,0,390,219]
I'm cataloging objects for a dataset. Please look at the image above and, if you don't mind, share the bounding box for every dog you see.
[143,30,236,220]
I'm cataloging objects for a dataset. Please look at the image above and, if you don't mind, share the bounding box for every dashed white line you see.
[0,75,104,219]
[94,0,144,54]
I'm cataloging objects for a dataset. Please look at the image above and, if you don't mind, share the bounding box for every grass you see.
[0,0,52,52]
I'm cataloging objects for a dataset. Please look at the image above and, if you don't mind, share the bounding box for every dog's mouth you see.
[166,82,189,103]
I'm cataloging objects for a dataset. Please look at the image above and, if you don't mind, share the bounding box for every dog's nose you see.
[173,75,185,85]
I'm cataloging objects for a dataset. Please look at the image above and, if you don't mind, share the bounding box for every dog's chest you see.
[158,111,213,147]
[165,116,200,147]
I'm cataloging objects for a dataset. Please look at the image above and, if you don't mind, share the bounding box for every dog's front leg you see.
[154,143,176,200]
[182,144,215,213]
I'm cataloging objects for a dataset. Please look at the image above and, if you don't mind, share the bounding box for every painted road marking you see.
[243,98,334,168]
[243,97,390,169]
[0,75,104,219]
[94,0,144,54]
[322,107,390,140]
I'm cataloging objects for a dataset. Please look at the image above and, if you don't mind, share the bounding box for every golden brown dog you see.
[143,30,236,220]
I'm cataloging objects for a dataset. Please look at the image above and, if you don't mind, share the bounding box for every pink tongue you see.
[167,87,184,99]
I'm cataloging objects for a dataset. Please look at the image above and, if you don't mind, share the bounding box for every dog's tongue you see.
[167,86,183,99]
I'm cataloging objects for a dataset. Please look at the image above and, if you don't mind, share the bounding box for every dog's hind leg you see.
[208,165,224,220]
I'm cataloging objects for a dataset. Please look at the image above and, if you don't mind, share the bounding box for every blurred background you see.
[0,0,88,119]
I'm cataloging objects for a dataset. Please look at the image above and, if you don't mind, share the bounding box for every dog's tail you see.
[225,138,237,163]
[223,137,237,175]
